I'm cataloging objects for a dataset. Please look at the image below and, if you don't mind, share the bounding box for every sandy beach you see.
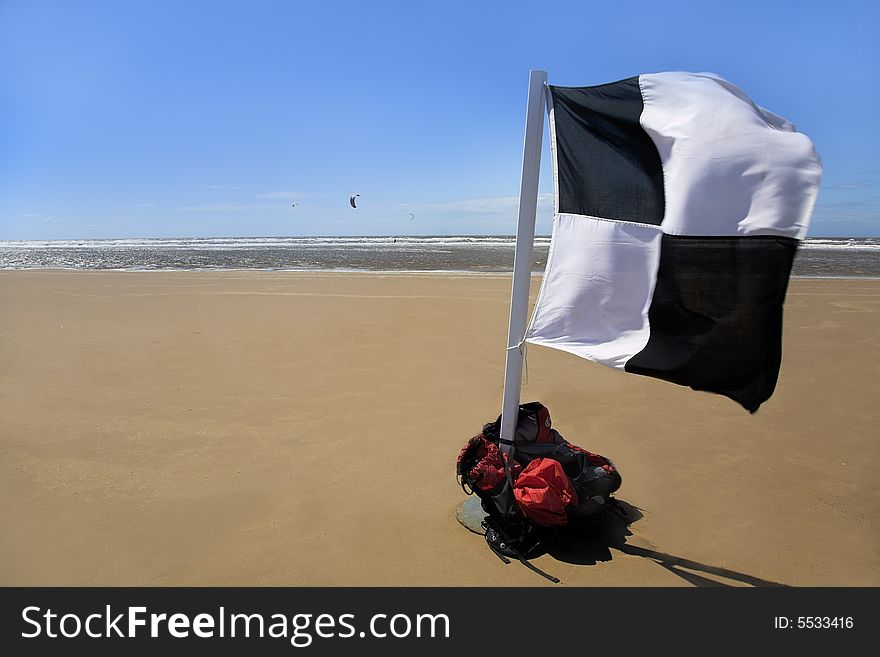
[0,270,877,586]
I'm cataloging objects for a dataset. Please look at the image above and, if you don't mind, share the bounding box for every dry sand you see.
[0,270,877,586]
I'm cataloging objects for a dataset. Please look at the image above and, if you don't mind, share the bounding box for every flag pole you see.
[499,69,547,455]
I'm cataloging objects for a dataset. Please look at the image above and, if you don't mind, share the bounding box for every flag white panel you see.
[639,72,822,239]
[526,214,662,369]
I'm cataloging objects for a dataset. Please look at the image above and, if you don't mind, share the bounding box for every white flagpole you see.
[499,69,547,454]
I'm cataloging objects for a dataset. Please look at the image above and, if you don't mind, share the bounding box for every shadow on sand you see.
[543,500,788,587]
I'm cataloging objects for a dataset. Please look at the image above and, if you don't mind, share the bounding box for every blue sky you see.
[1,0,878,239]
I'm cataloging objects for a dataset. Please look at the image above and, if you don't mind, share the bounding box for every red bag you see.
[512,458,579,527]
[456,435,521,492]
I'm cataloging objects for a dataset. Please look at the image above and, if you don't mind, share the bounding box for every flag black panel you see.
[624,235,799,412]
[550,80,664,225]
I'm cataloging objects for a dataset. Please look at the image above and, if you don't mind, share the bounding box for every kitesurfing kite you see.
[350,194,360,208]
[409,213,415,221]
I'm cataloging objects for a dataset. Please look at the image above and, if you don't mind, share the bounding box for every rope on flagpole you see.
[506,339,529,386]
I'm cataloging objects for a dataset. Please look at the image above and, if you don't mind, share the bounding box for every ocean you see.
[1,236,879,277]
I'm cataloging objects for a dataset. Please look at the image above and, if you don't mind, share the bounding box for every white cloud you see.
[822,180,879,190]
[176,203,272,212]
[416,193,553,214]
[22,213,67,225]
[255,191,311,199]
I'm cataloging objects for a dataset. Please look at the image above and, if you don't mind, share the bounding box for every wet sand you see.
[1,271,877,586]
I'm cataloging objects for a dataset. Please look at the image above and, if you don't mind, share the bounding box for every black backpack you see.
[456,402,622,582]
